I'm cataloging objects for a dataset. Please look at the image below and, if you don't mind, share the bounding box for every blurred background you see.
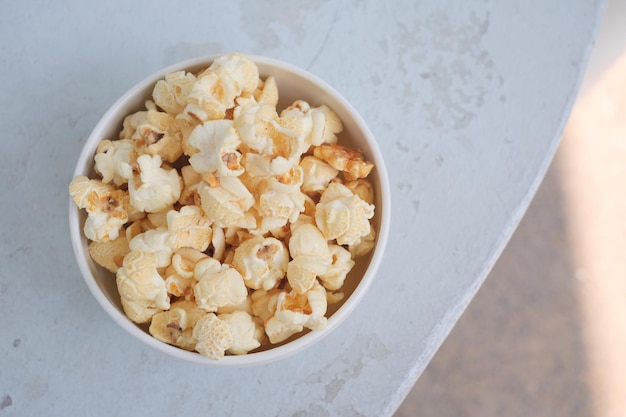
[395,1,626,416]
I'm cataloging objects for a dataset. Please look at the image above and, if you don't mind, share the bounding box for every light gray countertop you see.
[0,1,604,416]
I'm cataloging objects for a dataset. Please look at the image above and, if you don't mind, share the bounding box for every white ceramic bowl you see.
[69,55,390,367]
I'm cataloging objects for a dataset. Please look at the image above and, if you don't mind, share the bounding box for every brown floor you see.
[395,37,626,417]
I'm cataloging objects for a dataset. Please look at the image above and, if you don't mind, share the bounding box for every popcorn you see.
[179,53,259,123]
[209,53,259,95]
[197,175,254,228]
[152,70,197,116]
[344,178,375,205]
[94,139,137,186]
[218,310,265,355]
[300,155,339,194]
[319,245,354,291]
[116,250,170,324]
[313,143,374,181]
[128,227,175,269]
[194,262,248,313]
[163,248,208,298]
[149,300,205,350]
[126,154,182,213]
[178,164,203,206]
[187,120,244,177]
[279,100,342,152]
[250,289,280,323]
[132,110,184,163]
[243,152,291,178]
[349,224,377,258]
[326,291,345,305]
[234,99,279,155]
[211,225,226,261]
[315,182,375,246]
[231,235,289,291]
[119,110,148,140]
[267,119,303,162]
[179,73,237,122]
[88,233,130,273]
[264,281,328,344]
[217,294,252,315]
[254,167,305,232]
[287,222,330,294]
[252,75,278,107]
[70,53,378,360]
[121,192,146,223]
[192,313,233,360]
[125,218,153,241]
[166,205,212,252]
[146,209,170,228]
[69,176,129,242]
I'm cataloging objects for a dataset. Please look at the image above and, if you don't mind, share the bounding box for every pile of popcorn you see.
[69,53,376,359]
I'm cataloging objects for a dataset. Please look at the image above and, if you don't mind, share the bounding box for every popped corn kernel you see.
[88,233,130,273]
[348,224,377,258]
[116,250,170,324]
[94,139,137,186]
[192,313,233,360]
[243,152,291,178]
[120,192,146,223]
[208,52,259,95]
[279,100,342,153]
[218,310,265,355]
[315,182,374,246]
[194,263,248,313]
[344,178,375,205]
[187,119,244,177]
[194,256,221,278]
[166,205,212,252]
[146,209,171,229]
[250,289,280,323]
[163,248,208,299]
[234,98,279,155]
[69,176,128,242]
[319,244,354,291]
[313,143,374,181]
[119,110,148,140]
[299,155,339,194]
[128,227,175,269]
[179,72,237,122]
[149,300,205,351]
[132,110,184,163]
[152,70,197,116]
[126,154,182,213]
[254,167,305,232]
[211,225,226,261]
[287,222,331,294]
[217,294,252,315]
[311,104,343,146]
[231,235,289,291]
[125,218,154,241]
[264,281,328,344]
[197,175,255,228]
[252,75,278,107]
[178,164,203,206]
[326,291,345,305]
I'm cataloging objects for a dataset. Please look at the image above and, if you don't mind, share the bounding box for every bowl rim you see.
[68,54,391,367]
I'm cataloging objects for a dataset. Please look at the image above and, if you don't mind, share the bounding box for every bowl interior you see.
[70,55,390,366]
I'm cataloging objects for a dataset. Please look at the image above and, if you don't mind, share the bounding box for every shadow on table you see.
[394,153,593,417]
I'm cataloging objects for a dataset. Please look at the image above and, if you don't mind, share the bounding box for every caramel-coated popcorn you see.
[70,53,378,360]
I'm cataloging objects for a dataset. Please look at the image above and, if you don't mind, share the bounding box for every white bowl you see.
[69,55,391,367]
